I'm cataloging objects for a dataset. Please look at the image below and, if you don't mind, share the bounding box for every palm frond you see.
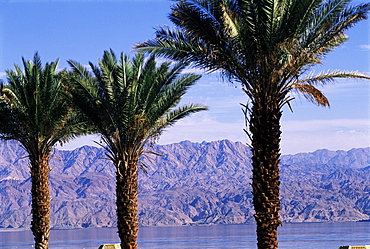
[66,50,207,168]
[300,1,370,57]
[291,84,330,107]
[165,104,208,127]
[0,53,89,155]
[294,70,370,86]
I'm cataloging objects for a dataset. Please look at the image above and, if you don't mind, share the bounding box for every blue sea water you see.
[0,222,369,248]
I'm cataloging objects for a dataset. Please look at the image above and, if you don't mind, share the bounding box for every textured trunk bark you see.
[30,154,51,249]
[116,156,139,249]
[249,100,282,249]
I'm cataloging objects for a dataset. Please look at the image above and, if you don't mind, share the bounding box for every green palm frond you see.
[66,50,207,163]
[294,70,370,86]
[144,103,208,145]
[136,0,370,108]
[165,103,208,127]
[299,1,370,57]
[289,70,369,106]
[0,53,91,154]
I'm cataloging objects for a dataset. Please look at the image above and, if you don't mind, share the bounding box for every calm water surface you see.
[0,222,369,248]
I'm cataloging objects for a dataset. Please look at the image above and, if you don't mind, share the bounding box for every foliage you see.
[135,0,370,248]
[135,0,370,107]
[66,50,207,159]
[65,50,207,248]
[0,53,88,153]
[0,53,89,249]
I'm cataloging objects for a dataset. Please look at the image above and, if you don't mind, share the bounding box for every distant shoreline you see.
[1,220,370,232]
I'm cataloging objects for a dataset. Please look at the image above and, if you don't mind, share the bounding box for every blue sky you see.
[1,0,369,155]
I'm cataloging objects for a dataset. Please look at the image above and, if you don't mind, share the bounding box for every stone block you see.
[339,246,370,249]
[98,244,121,249]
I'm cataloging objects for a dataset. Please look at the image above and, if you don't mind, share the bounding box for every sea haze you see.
[0,140,369,229]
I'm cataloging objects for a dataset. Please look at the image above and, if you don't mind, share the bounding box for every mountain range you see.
[0,139,369,229]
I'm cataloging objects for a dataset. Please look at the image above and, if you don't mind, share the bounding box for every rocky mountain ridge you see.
[0,140,369,229]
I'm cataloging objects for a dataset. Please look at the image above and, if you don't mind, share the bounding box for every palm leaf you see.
[291,84,330,107]
[294,70,370,86]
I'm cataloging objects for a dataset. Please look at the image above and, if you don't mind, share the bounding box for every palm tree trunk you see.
[116,156,139,249]
[249,100,282,249]
[30,154,51,249]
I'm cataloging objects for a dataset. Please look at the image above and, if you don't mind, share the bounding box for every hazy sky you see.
[1,0,369,155]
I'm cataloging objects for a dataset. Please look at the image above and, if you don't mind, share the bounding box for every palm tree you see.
[65,50,207,249]
[0,53,88,249]
[135,0,370,248]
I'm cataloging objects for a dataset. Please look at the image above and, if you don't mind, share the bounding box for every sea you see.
[1,222,369,248]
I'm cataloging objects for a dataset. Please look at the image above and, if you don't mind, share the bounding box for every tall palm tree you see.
[65,50,207,249]
[135,0,370,248]
[0,53,88,249]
